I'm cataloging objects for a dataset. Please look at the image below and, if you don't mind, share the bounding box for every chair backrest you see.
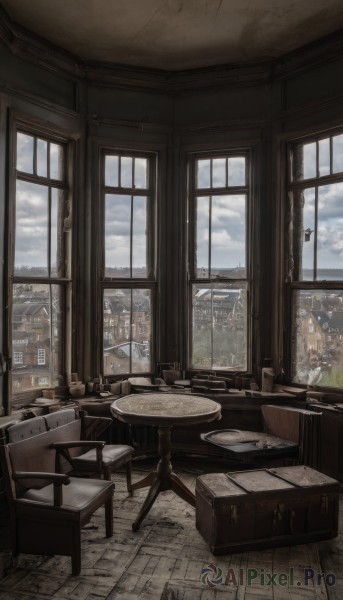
[261,405,310,442]
[44,408,77,430]
[261,404,321,468]
[5,416,48,443]
[4,419,83,494]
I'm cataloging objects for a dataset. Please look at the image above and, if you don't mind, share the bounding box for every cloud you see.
[197,157,246,188]
[105,195,147,241]
[15,181,48,269]
[300,182,343,267]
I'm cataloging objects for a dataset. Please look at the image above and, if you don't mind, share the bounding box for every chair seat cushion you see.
[73,444,134,469]
[21,477,113,511]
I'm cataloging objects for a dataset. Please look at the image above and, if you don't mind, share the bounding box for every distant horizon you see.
[13,265,343,281]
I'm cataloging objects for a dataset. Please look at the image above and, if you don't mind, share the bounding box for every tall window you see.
[11,126,71,394]
[189,152,250,371]
[101,150,156,375]
[287,131,343,387]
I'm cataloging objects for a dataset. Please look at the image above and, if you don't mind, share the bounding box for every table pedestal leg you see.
[131,426,195,531]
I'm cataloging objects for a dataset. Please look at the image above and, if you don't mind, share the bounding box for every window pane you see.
[211,195,246,277]
[228,157,246,186]
[317,182,343,274]
[291,289,343,388]
[303,143,316,179]
[318,138,330,177]
[195,196,210,278]
[37,138,48,177]
[191,283,247,370]
[134,158,148,189]
[50,143,63,180]
[332,134,343,173]
[17,132,34,173]
[103,288,151,375]
[105,194,131,277]
[15,180,48,276]
[12,283,63,392]
[105,155,119,187]
[212,158,226,187]
[197,159,210,188]
[132,289,151,372]
[51,188,65,277]
[192,286,212,369]
[132,196,147,277]
[121,157,133,187]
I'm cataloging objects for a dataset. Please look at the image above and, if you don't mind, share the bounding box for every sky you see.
[196,156,246,273]
[300,134,343,274]
[14,133,343,276]
[15,133,64,274]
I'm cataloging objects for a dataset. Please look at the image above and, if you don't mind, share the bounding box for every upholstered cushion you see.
[20,477,114,511]
[44,409,77,430]
[6,417,47,442]
[72,444,133,469]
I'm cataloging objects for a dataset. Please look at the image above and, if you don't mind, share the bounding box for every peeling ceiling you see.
[1,0,343,71]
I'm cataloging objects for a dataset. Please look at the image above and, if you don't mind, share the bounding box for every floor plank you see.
[0,457,340,600]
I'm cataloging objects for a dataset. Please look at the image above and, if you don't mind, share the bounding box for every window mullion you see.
[314,187,318,280]
[130,194,134,278]
[33,137,37,176]
[48,187,52,278]
[208,195,212,278]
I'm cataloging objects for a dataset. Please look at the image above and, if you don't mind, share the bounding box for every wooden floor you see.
[0,457,342,600]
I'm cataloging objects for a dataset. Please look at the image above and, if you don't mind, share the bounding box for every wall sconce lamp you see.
[304,228,314,242]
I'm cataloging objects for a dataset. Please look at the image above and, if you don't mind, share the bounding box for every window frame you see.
[7,114,74,407]
[187,148,252,373]
[284,126,343,387]
[99,146,157,377]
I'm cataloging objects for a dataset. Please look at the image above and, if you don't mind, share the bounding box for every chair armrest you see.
[50,441,105,449]
[13,471,70,506]
[50,441,105,476]
[13,471,70,484]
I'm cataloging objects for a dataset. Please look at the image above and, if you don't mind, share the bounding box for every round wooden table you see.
[111,393,221,530]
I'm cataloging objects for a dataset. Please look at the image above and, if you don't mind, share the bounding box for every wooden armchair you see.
[0,417,114,575]
[43,409,134,490]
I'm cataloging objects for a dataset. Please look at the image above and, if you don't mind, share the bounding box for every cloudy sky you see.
[195,156,246,274]
[300,133,343,275]
[15,181,63,275]
[105,194,147,275]
[15,133,64,274]
[14,135,343,277]
[302,182,343,273]
[196,194,246,274]
[105,155,147,189]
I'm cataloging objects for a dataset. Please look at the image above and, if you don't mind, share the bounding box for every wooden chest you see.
[195,465,339,554]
